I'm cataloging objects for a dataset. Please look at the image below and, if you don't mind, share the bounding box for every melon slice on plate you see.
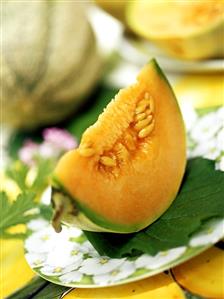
[52,59,186,233]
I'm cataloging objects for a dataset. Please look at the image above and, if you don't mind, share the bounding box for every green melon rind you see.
[126,2,224,59]
[151,59,186,128]
[52,176,145,233]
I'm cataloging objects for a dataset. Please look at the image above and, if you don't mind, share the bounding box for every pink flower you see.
[18,140,39,165]
[19,128,77,166]
[43,128,77,151]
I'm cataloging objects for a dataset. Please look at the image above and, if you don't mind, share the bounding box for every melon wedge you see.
[52,59,186,233]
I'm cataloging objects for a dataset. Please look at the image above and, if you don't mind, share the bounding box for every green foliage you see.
[84,158,224,257]
[1,158,54,239]
[6,159,54,196]
[5,276,70,299]
[6,161,29,192]
[0,192,36,239]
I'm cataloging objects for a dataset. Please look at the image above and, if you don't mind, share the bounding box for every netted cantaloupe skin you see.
[53,59,186,233]
[126,0,224,60]
[1,1,102,129]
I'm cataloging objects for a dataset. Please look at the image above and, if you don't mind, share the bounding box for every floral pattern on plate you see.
[25,106,224,287]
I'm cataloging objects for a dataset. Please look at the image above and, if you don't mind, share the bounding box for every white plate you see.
[24,217,224,288]
[118,38,224,74]
[24,107,224,288]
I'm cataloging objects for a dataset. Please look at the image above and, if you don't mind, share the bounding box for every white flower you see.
[216,156,224,171]
[216,128,224,152]
[190,218,224,247]
[135,247,186,270]
[93,260,136,286]
[25,227,56,253]
[81,241,101,258]
[189,139,220,159]
[25,252,47,268]
[79,257,125,275]
[67,227,83,239]
[59,271,83,284]
[180,102,198,132]
[27,219,49,231]
[216,106,224,122]
[45,242,84,268]
[40,262,81,277]
[25,225,76,254]
[191,112,222,143]
[40,187,52,205]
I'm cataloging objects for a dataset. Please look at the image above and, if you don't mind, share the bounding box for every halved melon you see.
[172,246,224,298]
[127,0,224,60]
[52,59,186,233]
[63,273,185,299]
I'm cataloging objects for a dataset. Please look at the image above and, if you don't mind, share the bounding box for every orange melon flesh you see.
[172,246,224,298]
[128,1,224,37]
[127,1,224,60]
[53,59,186,233]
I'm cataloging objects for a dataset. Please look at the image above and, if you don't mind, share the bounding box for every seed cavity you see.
[80,91,155,174]
[138,120,155,138]
[100,156,116,167]
[124,134,136,151]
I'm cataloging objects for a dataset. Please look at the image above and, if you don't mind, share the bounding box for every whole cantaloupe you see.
[1,1,102,130]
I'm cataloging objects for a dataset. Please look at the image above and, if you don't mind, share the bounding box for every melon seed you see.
[139,99,149,107]
[135,103,148,114]
[134,115,153,131]
[144,92,150,99]
[138,121,155,138]
[135,112,146,121]
[145,108,152,116]
[100,156,116,167]
[149,97,155,113]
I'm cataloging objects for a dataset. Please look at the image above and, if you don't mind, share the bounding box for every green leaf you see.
[5,275,70,299]
[39,204,53,221]
[84,158,224,257]
[6,161,29,192]
[30,283,70,299]
[30,158,54,194]
[6,277,48,299]
[0,191,37,239]
[5,158,54,198]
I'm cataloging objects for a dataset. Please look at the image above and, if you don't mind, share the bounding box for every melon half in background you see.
[126,0,224,60]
